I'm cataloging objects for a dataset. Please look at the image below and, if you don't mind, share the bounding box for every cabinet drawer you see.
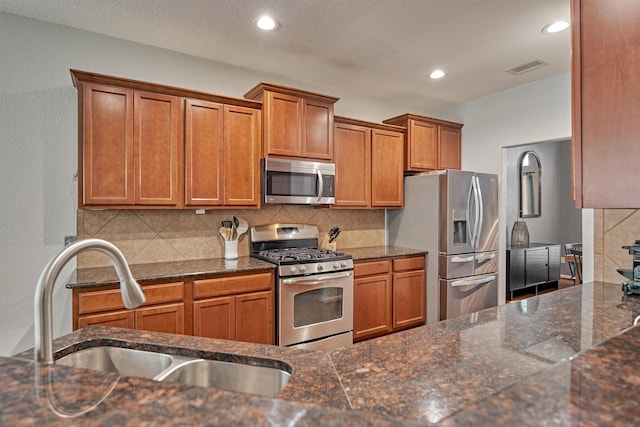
[78,282,184,315]
[193,272,274,299]
[392,256,425,272]
[354,260,390,277]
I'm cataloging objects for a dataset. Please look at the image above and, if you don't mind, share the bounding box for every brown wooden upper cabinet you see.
[383,114,463,173]
[184,100,261,207]
[78,82,181,207]
[244,82,339,161]
[571,0,640,208]
[333,117,404,208]
[72,70,263,209]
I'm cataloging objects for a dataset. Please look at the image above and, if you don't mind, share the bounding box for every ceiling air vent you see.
[506,60,548,75]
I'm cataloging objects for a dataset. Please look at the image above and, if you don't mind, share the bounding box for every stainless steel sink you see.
[157,358,291,398]
[56,346,174,379]
[56,346,291,397]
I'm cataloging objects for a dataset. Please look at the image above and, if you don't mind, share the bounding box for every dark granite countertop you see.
[67,256,276,288]
[67,247,425,288]
[5,282,639,425]
[343,245,427,261]
[329,282,640,424]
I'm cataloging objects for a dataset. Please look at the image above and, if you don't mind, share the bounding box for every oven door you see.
[279,270,353,347]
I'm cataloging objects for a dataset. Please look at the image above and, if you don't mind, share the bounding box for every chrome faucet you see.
[34,239,145,365]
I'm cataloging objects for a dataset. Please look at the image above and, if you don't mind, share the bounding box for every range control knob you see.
[317,264,324,272]
[333,262,340,270]
[289,266,297,274]
[299,266,306,274]
[340,261,348,268]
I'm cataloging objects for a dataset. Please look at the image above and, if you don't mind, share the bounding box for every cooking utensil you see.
[328,226,341,243]
[219,226,231,241]
[235,217,248,238]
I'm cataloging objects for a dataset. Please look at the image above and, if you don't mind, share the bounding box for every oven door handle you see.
[282,271,353,285]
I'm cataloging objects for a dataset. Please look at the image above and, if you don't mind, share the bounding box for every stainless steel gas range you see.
[250,224,354,351]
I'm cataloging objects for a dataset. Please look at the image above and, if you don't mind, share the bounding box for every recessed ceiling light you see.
[255,15,278,31]
[430,69,446,79]
[542,20,569,33]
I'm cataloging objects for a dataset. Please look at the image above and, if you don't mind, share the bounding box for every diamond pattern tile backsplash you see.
[77,206,386,268]
[593,208,640,284]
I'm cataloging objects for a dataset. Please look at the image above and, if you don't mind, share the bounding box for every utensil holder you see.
[224,240,238,260]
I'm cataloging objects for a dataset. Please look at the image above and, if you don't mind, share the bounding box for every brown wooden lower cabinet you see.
[77,310,135,329]
[354,273,392,341]
[193,296,236,340]
[135,303,184,335]
[192,290,274,345]
[72,269,275,345]
[354,255,426,342]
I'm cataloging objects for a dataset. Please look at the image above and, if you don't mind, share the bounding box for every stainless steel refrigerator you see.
[387,170,499,324]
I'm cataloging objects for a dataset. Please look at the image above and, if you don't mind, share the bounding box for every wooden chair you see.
[564,243,583,285]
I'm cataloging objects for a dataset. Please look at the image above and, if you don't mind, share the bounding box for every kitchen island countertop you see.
[5,281,640,425]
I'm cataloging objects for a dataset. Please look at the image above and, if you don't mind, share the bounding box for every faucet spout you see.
[34,239,145,365]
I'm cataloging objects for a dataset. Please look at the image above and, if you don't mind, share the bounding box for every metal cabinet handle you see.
[475,253,496,261]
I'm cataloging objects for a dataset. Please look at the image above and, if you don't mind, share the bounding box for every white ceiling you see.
[0,0,571,112]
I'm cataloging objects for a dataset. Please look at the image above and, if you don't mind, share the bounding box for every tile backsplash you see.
[593,208,640,283]
[77,206,386,268]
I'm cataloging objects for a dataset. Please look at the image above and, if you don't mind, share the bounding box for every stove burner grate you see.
[257,247,347,263]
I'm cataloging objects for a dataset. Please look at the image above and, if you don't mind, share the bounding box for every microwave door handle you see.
[316,170,324,202]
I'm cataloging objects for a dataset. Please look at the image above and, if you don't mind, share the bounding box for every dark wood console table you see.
[506,243,561,300]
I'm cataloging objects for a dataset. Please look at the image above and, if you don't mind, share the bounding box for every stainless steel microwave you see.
[262,158,335,205]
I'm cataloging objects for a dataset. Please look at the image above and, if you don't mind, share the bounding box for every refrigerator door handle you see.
[475,176,484,246]
[470,176,481,248]
[452,256,475,263]
[451,275,496,287]
[475,253,496,261]
[466,182,473,247]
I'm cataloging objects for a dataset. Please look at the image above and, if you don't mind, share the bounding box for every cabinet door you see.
[572,0,640,207]
[184,99,223,206]
[78,310,134,329]
[235,291,274,345]
[223,105,261,206]
[302,99,333,160]
[407,119,437,171]
[333,122,371,207]
[135,302,185,335]
[264,91,302,157]
[525,248,549,286]
[507,249,526,291]
[371,129,404,208]
[133,91,181,205]
[81,82,134,205]
[438,125,461,170]
[392,270,426,330]
[354,274,392,341]
[193,296,235,340]
[547,245,561,282]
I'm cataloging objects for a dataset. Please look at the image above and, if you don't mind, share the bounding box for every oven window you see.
[293,287,343,327]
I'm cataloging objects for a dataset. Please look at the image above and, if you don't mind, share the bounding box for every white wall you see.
[440,73,593,303]
[0,12,433,357]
